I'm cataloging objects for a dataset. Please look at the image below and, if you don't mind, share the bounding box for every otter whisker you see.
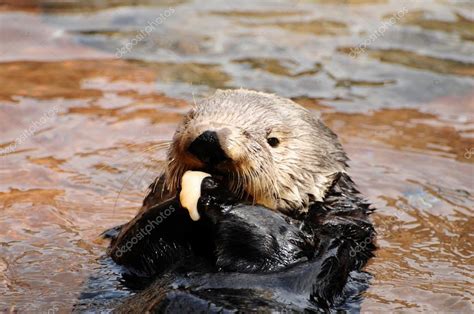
[138,142,171,154]
[248,168,258,205]
[235,169,242,195]
[234,170,245,200]
[121,141,171,155]
[229,170,238,197]
[93,141,170,175]
[112,152,154,215]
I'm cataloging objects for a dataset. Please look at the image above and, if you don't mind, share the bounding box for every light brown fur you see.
[159,89,348,215]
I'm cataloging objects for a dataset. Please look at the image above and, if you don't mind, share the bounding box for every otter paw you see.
[180,170,237,222]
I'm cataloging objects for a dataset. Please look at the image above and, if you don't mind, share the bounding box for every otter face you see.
[164,89,348,214]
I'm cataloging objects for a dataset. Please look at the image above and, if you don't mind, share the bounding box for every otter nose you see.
[188,130,228,166]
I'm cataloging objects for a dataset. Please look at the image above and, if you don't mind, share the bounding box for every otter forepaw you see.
[179,170,237,223]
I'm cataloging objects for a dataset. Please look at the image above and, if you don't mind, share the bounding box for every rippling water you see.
[0,0,473,312]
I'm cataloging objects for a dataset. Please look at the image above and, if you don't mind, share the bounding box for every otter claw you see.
[180,170,211,221]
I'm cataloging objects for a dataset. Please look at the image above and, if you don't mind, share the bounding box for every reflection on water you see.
[0,0,473,312]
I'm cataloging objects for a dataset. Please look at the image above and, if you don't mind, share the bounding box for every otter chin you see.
[159,89,348,216]
[102,89,376,312]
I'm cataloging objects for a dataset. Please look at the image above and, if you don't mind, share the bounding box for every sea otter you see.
[105,89,376,312]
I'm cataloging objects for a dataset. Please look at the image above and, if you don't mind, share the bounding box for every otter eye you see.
[267,137,280,147]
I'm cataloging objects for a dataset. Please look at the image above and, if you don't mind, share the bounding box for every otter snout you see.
[187,130,228,167]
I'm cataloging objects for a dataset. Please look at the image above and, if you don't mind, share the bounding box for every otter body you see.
[104,90,375,312]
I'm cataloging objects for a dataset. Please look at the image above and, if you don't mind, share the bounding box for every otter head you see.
[164,89,348,215]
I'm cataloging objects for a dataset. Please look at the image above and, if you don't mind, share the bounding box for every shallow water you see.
[0,0,473,312]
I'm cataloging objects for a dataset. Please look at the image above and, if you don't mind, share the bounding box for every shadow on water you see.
[0,0,473,312]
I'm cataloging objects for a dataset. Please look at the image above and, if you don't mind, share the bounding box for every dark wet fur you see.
[97,173,376,312]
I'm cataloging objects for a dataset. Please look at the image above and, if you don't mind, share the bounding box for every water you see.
[0,0,473,312]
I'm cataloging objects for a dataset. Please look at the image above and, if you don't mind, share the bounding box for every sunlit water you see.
[0,0,473,312]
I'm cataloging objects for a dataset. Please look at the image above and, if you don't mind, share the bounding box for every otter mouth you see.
[185,128,235,180]
[184,165,253,203]
[178,170,256,221]
[187,130,230,167]
[188,167,228,189]
[192,165,223,176]
[175,127,254,202]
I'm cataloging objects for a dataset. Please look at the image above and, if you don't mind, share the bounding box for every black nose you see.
[188,130,228,166]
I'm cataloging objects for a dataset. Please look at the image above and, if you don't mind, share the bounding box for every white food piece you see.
[180,170,211,221]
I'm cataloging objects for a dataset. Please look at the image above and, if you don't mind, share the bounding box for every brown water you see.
[0,0,473,312]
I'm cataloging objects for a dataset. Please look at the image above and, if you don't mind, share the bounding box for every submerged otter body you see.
[102,90,376,312]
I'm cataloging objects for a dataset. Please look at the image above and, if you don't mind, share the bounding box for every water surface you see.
[0,0,473,312]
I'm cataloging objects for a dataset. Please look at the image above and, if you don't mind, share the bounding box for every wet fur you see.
[101,89,376,312]
[107,174,375,312]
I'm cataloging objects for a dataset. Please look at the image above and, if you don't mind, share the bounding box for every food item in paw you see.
[179,170,211,221]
